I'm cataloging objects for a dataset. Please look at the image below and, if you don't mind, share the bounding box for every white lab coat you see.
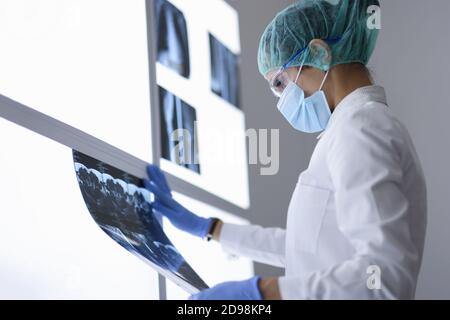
[220,86,427,299]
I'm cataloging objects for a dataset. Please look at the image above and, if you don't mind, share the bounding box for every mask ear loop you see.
[293,49,330,91]
[294,49,309,84]
[294,64,303,84]
[319,70,330,91]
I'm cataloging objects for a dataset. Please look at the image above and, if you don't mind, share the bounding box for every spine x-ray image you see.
[72,151,208,292]
[209,34,241,109]
[154,0,190,78]
[159,86,200,174]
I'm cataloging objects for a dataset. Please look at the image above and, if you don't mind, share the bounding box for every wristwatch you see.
[205,218,221,242]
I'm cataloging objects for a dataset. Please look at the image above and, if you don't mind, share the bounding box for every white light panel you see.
[156,0,250,208]
[0,119,159,299]
[0,0,152,162]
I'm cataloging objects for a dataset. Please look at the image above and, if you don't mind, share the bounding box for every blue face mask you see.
[276,66,331,133]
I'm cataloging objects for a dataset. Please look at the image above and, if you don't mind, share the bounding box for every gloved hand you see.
[189,277,263,300]
[144,165,213,239]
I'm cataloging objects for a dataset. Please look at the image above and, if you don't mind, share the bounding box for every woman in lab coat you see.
[144,0,427,300]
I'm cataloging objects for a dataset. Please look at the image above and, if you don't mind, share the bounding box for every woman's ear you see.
[308,39,332,70]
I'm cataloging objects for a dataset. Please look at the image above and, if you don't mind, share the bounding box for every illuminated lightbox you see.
[154,0,250,209]
[0,0,152,162]
[0,119,159,299]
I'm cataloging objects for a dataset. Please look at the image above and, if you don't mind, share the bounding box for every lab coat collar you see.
[317,85,387,140]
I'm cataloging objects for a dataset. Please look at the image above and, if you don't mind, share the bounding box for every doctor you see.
[144,0,427,300]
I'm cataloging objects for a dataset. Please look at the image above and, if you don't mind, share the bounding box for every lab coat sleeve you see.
[220,223,286,268]
[278,106,421,299]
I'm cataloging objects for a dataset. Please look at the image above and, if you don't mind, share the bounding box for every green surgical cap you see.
[257,0,380,75]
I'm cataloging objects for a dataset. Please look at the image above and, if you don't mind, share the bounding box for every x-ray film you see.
[72,150,208,293]
[159,86,200,174]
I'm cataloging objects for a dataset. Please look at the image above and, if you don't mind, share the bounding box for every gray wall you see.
[227,0,450,299]
[370,0,450,299]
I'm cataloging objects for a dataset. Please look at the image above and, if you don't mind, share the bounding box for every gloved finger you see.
[146,165,171,194]
[145,166,166,191]
[146,182,180,211]
[143,179,172,203]
[152,200,171,212]
[147,165,171,193]
[152,210,164,226]
[152,202,173,218]
[152,201,180,221]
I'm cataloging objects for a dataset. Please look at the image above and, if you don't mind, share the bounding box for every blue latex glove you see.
[146,164,172,195]
[144,165,213,239]
[189,277,263,300]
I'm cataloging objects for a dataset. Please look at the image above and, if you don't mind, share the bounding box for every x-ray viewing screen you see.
[0,0,152,162]
[209,34,241,109]
[159,86,200,174]
[154,0,190,78]
[153,0,250,208]
[73,151,208,292]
